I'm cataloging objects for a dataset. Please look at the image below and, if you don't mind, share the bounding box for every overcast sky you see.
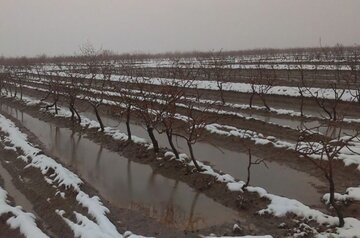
[0,0,359,57]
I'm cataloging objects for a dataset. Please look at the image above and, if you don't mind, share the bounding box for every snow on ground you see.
[296,137,360,171]
[322,187,360,204]
[12,77,360,140]
[26,71,359,102]
[338,138,360,170]
[0,113,83,191]
[23,57,357,71]
[4,94,360,237]
[117,76,357,102]
[56,210,149,238]
[0,112,148,238]
[13,93,360,177]
[18,77,360,129]
[205,123,295,148]
[12,81,299,133]
[206,122,360,171]
[204,236,273,238]
[196,160,360,237]
[233,185,360,238]
[0,185,49,238]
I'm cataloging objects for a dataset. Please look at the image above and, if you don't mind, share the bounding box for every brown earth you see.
[12,87,360,198]
[0,108,194,238]
[0,95,359,237]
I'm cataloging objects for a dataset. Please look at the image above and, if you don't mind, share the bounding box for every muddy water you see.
[219,106,357,137]
[250,114,355,137]
[222,96,324,118]
[0,161,34,212]
[1,105,241,231]
[196,102,356,139]
[221,96,360,127]
[80,111,325,207]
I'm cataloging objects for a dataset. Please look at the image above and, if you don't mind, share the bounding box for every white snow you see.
[0,112,148,238]
[23,71,359,102]
[57,210,117,238]
[0,113,83,191]
[0,185,49,238]
[56,209,151,238]
[322,186,360,203]
[191,160,360,237]
[3,93,360,237]
[204,236,273,238]
[76,191,122,238]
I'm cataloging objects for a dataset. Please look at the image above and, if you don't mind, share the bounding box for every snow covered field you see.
[0,112,149,238]
[1,51,360,237]
[0,91,359,237]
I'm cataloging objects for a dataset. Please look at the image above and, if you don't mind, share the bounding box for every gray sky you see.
[1,0,359,57]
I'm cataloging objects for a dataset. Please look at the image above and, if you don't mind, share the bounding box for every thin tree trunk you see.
[166,129,179,159]
[126,105,132,141]
[329,178,345,227]
[147,126,159,153]
[299,90,304,117]
[8,86,13,97]
[54,99,58,114]
[260,96,270,111]
[187,141,202,172]
[317,100,332,120]
[73,107,81,123]
[249,92,255,109]
[328,161,345,227]
[70,100,81,123]
[69,106,75,121]
[93,104,104,132]
[45,100,57,111]
[20,85,23,100]
[333,108,337,121]
[243,149,252,189]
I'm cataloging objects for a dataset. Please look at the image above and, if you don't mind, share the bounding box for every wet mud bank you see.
[75,97,360,209]
[0,109,196,237]
[0,97,316,237]
[1,104,240,231]
[1,96,360,236]
[16,88,360,207]
[80,110,327,207]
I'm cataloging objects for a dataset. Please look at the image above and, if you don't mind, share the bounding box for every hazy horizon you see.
[1,0,359,57]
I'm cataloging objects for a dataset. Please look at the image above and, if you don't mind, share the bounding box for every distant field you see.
[0,47,359,237]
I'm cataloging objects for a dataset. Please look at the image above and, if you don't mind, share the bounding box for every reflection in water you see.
[0,105,239,231]
[0,161,34,213]
[186,192,203,231]
[80,111,325,206]
[223,96,360,121]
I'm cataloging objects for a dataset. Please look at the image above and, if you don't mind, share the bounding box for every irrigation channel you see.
[4,93,351,234]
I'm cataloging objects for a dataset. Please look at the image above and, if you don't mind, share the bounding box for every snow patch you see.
[0,186,48,238]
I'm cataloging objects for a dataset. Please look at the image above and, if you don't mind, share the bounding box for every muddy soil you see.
[0,174,26,238]
[12,89,360,203]
[0,110,196,237]
[1,96,359,237]
[14,86,309,143]
[16,74,360,120]
[2,105,243,232]
[17,82,360,142]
